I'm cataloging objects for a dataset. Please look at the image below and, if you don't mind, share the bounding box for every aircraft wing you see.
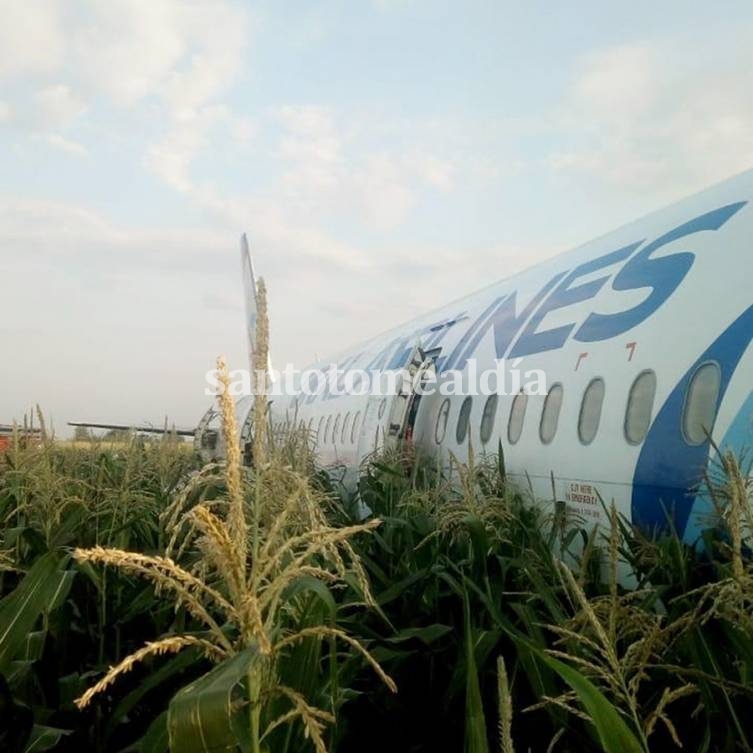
[241,234,274,379]
[68,421,195,437]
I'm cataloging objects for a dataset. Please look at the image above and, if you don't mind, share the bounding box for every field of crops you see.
[1,390,753,753]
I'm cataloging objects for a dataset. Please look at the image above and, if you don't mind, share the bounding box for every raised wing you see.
[241,234,273,379]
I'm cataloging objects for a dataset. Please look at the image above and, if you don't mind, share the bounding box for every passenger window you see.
[507,392,527,444]
[342,412,351,443]
[480,394,498,445]
[683,362,721,445]
[625,371,657,444]
[378,398,387,419]
[456,397,473,444]
[540,383,563,444]
[351,411,361,444]
[435,399,450,443]
[578,378,605,445]
[333,414,341,443]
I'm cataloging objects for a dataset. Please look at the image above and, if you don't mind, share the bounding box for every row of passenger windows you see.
[301,361,721,451]
[309,410,363,447]
[308,397,390,448]
[435,362,722,449]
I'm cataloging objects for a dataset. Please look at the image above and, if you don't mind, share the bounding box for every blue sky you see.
[1,0,752,432]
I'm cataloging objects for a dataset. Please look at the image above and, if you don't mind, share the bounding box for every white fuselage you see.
[260,171,753,544]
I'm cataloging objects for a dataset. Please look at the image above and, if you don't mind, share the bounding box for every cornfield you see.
[2,414,753,752]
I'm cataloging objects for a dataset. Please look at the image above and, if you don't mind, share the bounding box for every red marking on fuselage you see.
[626,342,637,361]
[575,352,588,371]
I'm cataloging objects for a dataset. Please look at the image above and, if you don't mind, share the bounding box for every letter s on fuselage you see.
[506,202,746,359]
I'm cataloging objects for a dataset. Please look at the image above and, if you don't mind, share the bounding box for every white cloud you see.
[0,0,252,174]
[276,105,342,193]
[36,132,88,156]
[70,0,187,107]
[147,108,219,192]
[0,198,227,274]
[59,0,249,113]
[269,105,456,230]
[549,38,753,197]
[148,100,460,251]
[33,84,85,127]
[147,104,257,192]
[0,0,64,78]
[0,1,456,240]
[570,43,661,123]
[405,152,454,191]
[159,0,249,114]
[352,152,417,228]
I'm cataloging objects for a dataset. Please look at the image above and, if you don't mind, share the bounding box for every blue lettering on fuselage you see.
[306,313,466,404]
[574,203,745,342]
[510,243,640,358]
[451,202,747,366]
[305,201,746,403]
[447,272,566,370]
[443,296,507,372]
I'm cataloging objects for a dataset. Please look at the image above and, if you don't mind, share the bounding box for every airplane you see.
[249,169,753,547]
[75,169,753,547]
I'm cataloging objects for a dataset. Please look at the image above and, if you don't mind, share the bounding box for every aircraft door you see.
[355,345,436,462]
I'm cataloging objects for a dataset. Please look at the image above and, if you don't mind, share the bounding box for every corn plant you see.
[73,287,395,753]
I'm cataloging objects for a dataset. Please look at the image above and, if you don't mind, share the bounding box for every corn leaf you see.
[23,725,71,753]
[0,552,73,674]
[463,598,489,753]
[167,646,258,753]
[538,653,646,753]
[385,624,453,645]
[135,711,169,753]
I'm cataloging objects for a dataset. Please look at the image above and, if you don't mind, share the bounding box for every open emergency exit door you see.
[356,344,436,459]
